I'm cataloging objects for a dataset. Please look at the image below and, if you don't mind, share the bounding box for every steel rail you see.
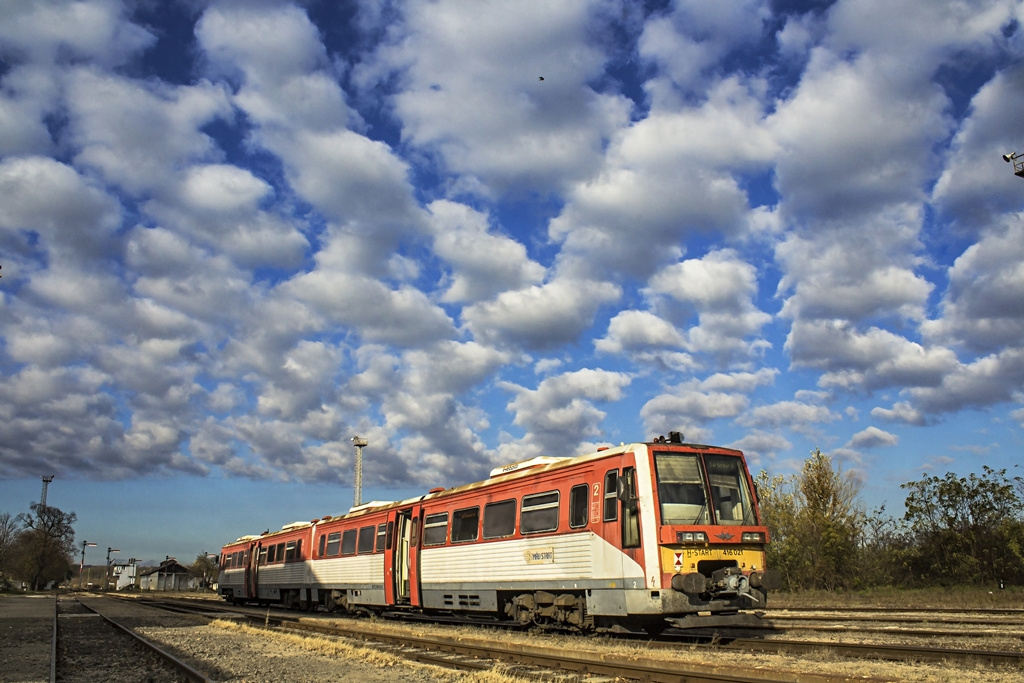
[766,613,1024,628]
[257,612,884,683]
[77,600,217,683]
[138,597,1024,673]
[49,594,58,683]
[766,606,1024,616]
[767,623,1024,639]
[715,637,1024,667]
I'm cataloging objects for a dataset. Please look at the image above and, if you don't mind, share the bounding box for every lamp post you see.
[351,436,368,507]
[106,547,120,591]
[79,541,96,589]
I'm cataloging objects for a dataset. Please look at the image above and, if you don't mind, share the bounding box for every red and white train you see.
[217,434,782,632]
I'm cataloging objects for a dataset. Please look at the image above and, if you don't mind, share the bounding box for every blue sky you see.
[2,0,1023,566]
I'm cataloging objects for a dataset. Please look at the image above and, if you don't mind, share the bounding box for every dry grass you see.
[210,619,403,667]
[770,586,1024,610]
[209,619,536,682]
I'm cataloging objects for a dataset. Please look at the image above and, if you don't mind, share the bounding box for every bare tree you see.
[0,512,19,588]
[14,504,77,590]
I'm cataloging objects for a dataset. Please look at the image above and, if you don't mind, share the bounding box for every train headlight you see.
[741,532,765,543]
[676,531,708,544]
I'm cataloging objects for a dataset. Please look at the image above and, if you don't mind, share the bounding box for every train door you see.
[244,540,260,600]
[384,505,422,606]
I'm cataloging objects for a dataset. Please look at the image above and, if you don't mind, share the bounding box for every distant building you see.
[112,562,137,590]
[138,558,191,591]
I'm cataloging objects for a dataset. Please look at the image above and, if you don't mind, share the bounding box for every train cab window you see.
[654,452,708,525]
[423,513,448,546]
[483,499,516,539]
[705,454,756,525]
[603,470,618,521]
[358,525,376,554]
[325,532,341,557]
[376,523,387,552]
[569,484,589,528]
[386,521,395,550]
[451,507,480,543]
[341,529,358,556]
[521,491,559,534]
[284,541,297,561]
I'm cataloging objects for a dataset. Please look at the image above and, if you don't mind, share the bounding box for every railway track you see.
[54,595,215,682]
[133,596,1024,679]
[146,599,872,683]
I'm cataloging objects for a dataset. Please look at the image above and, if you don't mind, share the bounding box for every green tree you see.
[13,504,77,590]
[756,448,865,590]
[901,466,1024,585]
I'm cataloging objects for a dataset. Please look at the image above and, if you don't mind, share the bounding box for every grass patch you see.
[210,619,403,667]
[769,585,1024,609]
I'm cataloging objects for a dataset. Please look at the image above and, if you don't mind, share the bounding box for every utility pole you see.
[40,475,54,508]
[351,436,368,507]
[106,547,120,591]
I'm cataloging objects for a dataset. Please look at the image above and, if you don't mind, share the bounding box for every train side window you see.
[423,512,448,546]
[376,523,387,552]
[386,521,395,550]
[521,491,559,534]
[295,539,302,559]
[451,507,480,543]
[276,542,285,563]
[358,525,376,554]
[603,470,619,521]
[483,499,516,539]
[341,529,357,556]
[284,541,297,561]
[325,532,341,557]
[318,534,325,557]
[266,545,276,563]
[569,484,589,528]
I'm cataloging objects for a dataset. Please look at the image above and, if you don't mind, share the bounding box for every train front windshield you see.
[654,452,757,526]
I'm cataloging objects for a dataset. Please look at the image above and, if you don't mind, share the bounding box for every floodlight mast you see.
[351,436,368,507]
[1003,151,1024,178]
[40,475,54,508]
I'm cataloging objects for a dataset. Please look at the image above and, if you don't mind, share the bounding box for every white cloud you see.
[638,0,771,102]
[502,368,632,454]
[0,0,155,66]
[847,426,899,448]
[362,0,631,196]
[427,200,546,303]
[66,68,232,196]
[550,78,773,280]
[786,320,959,391]
[735,399,840,431]
[922,218,1024,352]
[462,278,620,350]
[870,401,926,426]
